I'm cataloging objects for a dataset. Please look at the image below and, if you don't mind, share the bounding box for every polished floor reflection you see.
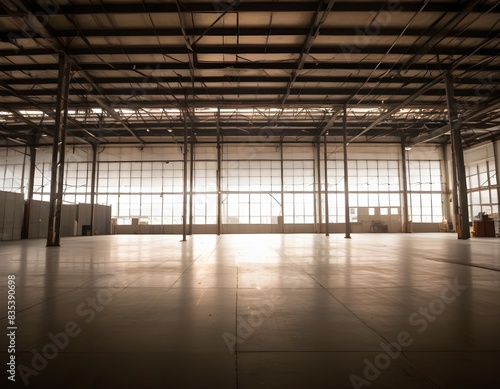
[0,233,499,389]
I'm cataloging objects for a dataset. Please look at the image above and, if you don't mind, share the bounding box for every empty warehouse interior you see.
[0,1,500,388]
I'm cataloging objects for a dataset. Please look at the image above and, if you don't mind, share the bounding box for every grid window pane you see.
[466,158,497,220]
[408,160,443,223]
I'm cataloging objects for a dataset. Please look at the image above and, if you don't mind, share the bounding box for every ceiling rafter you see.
[2,61,499,72]
[3,0,145,147]
[72,65,146,146]
[0,79,100,144]
[3,26,499,40]
[410,94,500,145]
[0,75,494,86]
[400,0,487,71]
[1,45,499,57]
[5,1,498,15]
[1,85,488,97]
[348,76,445,143]
[0,0,499,147]
[280,0,336,106]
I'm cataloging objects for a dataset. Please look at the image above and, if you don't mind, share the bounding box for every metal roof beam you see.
[0,79,99,144]
[401,0,483,71]
[348,76,444,143]
[0,106,49,135]
[281,0,335,105]
[3,0,143,146]
[318,109,342,138]
[0,86,485,97]
[2,27,497,39]
[4,2,497,15]
[0,76,493,86]
[77,71,146,147]
[0,100,452,109]
[0,1,102,144]
[2,61,497,72]
[3,45,498,57]
[410,95,500,145]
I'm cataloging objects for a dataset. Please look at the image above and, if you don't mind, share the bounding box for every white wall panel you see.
[0,192,6,240]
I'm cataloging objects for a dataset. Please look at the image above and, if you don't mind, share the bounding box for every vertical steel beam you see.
[21,147,27,196]
[280,143,285,233]
[189,137,194,235]
[407,149,414,228]
[89,144,97,236]
[450,136,459,233]
[315,140,322,233]
[401,139,410,233]
[323,134,330,236]
[441,144,453,230]
[182,113,188,241]
[22,141,37,239]
[343,105,351,238]
[47,53,71,247]
[445,72,470,239]
[216,109,222,236]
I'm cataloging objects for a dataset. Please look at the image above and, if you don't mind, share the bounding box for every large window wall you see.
[466,158,498,218]
[0,163,26,193]
[193,161,217,225]
[348,159,401,221]
[0,148,28,194]
[63,162,91,204]
[324,159,401,223]
[407,160,444,223]
[95,161,185,225]
[0,144,452,230]
[221,150,283,224]
[283,160,315,224]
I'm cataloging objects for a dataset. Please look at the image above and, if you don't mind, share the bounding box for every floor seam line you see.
[320,283,443,388]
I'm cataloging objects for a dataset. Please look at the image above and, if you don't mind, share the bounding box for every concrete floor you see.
[1,233,499,389]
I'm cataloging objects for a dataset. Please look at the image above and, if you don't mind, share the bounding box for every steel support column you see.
[441,144,453,230]
[450,136,459,233]
[323,134,330,236]
[280,143,285,233]
[445,72,470,239]
[47,53,71,247]
[22,141,37,239]
[343,105,351,238]
[216,109,222,236]
[315,140,322,233]
[401,139,410,233]
[182,115,188,242]
[189,137,194,235]
[89,144,97,236]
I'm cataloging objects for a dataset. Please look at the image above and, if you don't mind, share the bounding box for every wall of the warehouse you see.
[27,202,111,239]
[0,191,24,241]
[463,141,499,233]
[0,143,459,235]
[0,191,111,240]
[77,203,112,236]
[441,140,499,237]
